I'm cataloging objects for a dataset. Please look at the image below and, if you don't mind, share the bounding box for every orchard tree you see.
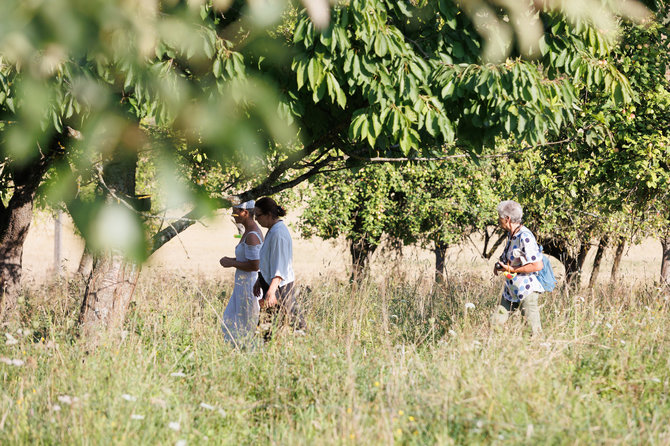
[0,0,651,331]
[515,5,669,285]
[299,153,516,280]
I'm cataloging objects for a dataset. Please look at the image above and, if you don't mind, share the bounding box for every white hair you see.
[497,200,523,223]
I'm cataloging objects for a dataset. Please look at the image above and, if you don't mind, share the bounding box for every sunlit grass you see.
[1,271,669,444]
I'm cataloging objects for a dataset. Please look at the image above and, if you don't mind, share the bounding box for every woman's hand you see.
[219,257,235,268]
[260,289,278,309]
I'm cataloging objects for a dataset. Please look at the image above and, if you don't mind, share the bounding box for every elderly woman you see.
[492,200,544,335]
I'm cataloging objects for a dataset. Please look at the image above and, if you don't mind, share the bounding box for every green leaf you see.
[374,34,388,57]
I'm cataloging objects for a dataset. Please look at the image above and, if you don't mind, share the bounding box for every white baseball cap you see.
[232,199,255,210]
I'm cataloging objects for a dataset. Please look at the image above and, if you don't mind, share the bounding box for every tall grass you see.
[1,270,669,444]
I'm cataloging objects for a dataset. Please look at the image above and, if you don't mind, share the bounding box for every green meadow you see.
[1,272,669,444]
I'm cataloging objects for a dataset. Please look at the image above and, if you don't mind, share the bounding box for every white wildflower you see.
[176,440,187,446]
[540,342,551,348]
[218,408,227,417]
[52,404,61,412]
[448,329,457,337]
[472,340,482,347]
[465,302,475,310]
[0,357,24,366]
[57,395,79,405]
[605,323,613,329]
[170,371,186,377]
[5,333,19,345]
[650,377,661,383]
[131,414,145,420]
[121,394,137,402]
[168,421,181,431]
[620,340,626,345]
[200,402,215,410]
[476,420,484,428]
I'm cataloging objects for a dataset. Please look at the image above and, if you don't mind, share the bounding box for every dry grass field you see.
[2,211,669,444]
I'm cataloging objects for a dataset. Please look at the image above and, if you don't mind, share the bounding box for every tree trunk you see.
[0,181,37,322]
[542,238,591,287]
[79,150,140,342]
[588,236,608,289]
[77,247,94,278]
[0,148,59,322]
[660,235,670,286]
[79,253,140,339]
[349,237,377,279]
[434,240,448,283]
[610,238,626,282]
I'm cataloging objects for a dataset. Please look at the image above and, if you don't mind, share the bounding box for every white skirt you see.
[221,270,260,347]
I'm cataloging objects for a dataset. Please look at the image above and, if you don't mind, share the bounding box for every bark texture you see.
[79,254,140,338]
[661,235,670,286]
[0,144,59,322]
[434,240,448,283]
[79,151,140,341]
[610,238,626,282]
[0,175,37,321]
[588,236,608,289]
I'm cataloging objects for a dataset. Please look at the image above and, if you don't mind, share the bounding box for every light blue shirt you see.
[500,226,545,302]
[259,220,294,287]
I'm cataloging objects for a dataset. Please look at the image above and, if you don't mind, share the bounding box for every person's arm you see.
[501,260,543,274]
[220,233,261,271]
[260,275,283,308]
[219,257,260,271]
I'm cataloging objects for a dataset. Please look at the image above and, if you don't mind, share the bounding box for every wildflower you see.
[176,440,187,446]
[650,377,661,383]
[121,394,137,402]
[52,404,61,412]
[396,428,402,436]
[131,414,145,420]
[57,395,79,405]
[465,302,475,310]
[540,342,551,348]
[0,357,24,366]
[409,416,415,422]
[448,329,457,337]
[398,410,404,416]
[476,420,484,428]
[472,340,482,347]
[347,407,352,414]
[168,421,181,431]
[171,371,186,378]
[218,408,227,417]
[349,434,355,440]
[200,402,215,410]
[605,323,613,329]
[5,333,18,345]
[620,340,626,345]
[374,381,380,387]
